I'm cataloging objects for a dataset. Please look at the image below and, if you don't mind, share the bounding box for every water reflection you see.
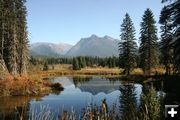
[0,76,179,120]
[37,76,126,116]
[119,84,138,119]
[0,96,42,120]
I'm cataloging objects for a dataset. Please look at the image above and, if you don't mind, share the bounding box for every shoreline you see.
[1,67,179,97]
[38,68,122,77]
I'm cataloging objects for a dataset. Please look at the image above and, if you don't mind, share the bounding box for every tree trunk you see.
[11,24,18,77]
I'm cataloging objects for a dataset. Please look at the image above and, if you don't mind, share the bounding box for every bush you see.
[0,75,43,96]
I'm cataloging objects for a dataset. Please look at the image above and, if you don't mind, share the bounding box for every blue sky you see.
[26,0,164,45]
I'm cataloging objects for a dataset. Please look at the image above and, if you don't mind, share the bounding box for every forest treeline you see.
[0,0,29,77]
[30,0,180,76]
[30,56,119,70]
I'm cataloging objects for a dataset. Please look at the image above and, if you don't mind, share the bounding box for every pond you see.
[0,76,179,120]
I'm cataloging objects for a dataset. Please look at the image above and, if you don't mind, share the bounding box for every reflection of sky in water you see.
[30,77,142,116]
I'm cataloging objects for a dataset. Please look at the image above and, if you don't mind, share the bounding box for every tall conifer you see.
[119,13,137,75]
[139,9,159,75]
[0,0,29,77]
[161,0,180,73]
[159,6,173,75]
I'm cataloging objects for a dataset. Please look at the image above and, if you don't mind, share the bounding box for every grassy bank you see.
[0,75,63,97]
[34,64,165,77]
[30,64,122,77]
[38,67,123,77]
[0,64,170,97]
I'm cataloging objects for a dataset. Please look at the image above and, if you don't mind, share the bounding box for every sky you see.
[26,0,164,45]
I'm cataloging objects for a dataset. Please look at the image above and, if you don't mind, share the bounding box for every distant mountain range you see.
[30,42,72,57]
[66,35,119,57]
[29,35,120,57]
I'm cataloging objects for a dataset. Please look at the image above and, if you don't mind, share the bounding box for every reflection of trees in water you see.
[0,96,45,120]
[160,77,180,105]
[119,83,164,120]
[119,84,137,120]
[73,76,91,87]
[143,76,180,105]
[139,85,161,120]
[73,76,121,86]
[107,77,120,84]
[142,78,180,119]
[106,76,119,81]
[0,97,31,120]
[140,78,179,119]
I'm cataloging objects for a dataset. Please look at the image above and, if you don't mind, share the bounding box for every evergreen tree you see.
[112,56,116,68]
[1,0,18,77]
[119,13,137,75]
[139,9,159,75]
[159,6,173,75]
[73,58,80,70]
[16,0,29,75]
[161,0,180,73]
[78,56,86,68]
[0,0,8,75]
[0,0,29,77]
[43,62,49,71]
[30,56,37,65]
[108,57,112,68]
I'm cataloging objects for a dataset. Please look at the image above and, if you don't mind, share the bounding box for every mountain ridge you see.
[66,35,120,57]
[30,35,120,57]
[30,42,73,57]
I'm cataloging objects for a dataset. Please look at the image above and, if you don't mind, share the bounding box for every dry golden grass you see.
[34,64,167,77]
[131,68,144,75]
[131,67,166,75]
[151,67,166,75]
[79,67,122,75]
[37,65,123,77]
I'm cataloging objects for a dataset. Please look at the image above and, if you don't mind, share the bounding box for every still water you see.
[39,77,142,115]
[0,76,179,120]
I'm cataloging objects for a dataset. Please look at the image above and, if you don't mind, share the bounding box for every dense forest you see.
[0,0,29,78]
[30,56,119,70]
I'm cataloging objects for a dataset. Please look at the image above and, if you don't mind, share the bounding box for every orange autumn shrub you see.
[0,75,44,96]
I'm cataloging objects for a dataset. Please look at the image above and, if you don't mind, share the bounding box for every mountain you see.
[30,42,72,57]
[66,35,120,57]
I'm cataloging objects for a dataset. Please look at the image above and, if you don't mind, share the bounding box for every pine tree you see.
[0,0,8,75]
[139,9,159,75]
[161,0,180,74]
[112,56,116,68]
[119,13,137,75]
[16,0,29,75]
[73,58,80,70]
[0,0,18,77]
[43,61,49,71]
[108,57,112,68]
[0,0,29,77]
[78,56,86,68]
[159,6,173,75]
